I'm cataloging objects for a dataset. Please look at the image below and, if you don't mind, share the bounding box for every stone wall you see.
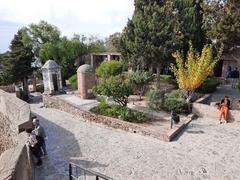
[0,84,15,93]
[0,133,33,180]
[192,102,240,122]
[0,89,33,180]
[0,114,16,155]
[43,95,173,141]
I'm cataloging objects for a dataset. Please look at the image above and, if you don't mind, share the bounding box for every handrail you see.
[69,162,112,180]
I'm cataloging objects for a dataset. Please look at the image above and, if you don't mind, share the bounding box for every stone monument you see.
[42,60,63,95]
[77,64,95,99]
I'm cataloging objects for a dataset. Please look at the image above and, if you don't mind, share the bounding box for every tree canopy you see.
[206,0,240,51]
[0,30,34,84]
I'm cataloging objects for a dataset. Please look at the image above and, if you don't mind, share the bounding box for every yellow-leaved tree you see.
[171,43,223,103]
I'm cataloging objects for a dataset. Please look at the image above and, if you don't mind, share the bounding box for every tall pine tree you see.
[2,30,35,99]
[120,0,181,88]
[174,0,205,53]
[210,0,240,51]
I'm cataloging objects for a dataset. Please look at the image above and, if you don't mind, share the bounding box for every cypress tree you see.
[174,0,205,53]
[211,0,240,51]
[2,30,35,99]
[120,0,181,88]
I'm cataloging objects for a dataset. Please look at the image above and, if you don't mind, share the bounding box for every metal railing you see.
[69,162,112,180]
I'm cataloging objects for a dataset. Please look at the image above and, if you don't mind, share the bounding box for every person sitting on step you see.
[217,96,231,124]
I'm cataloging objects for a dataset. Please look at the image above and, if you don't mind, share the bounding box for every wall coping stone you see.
[43,95,192,141]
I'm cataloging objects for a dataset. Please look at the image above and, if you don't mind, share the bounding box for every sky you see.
[0,0,134,53]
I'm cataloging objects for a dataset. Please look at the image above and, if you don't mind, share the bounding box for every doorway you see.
[214,60,223,77]
[52,74,58,91]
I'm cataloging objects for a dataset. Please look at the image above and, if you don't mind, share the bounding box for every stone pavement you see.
[31,95,240,180]
[56,94,98,111]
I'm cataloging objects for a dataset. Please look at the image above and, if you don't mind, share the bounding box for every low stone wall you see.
[0,90,31,133]
[0,84,15,93]
[43,95,191,141]
[192,100,240,122]
[0,89,33,180]
[195,94,212,104]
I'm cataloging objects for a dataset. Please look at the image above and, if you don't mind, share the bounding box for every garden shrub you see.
[146,89,165,111]
[196,78,220,94]
[90,102,146,123]
[68,74,77,90]
[129,71,154,99]
[164,97,188,114]
[19,88,29,101]
[96,60,124,78]
[165,89,184,99]
[147,89,188,113]
[160,75,172,82]
[93,75,132,106]
[36,84,44,93]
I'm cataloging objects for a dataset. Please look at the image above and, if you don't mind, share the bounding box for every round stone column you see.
[77,64,96,99]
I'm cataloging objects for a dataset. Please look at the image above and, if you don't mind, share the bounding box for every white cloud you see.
[0,0,134,26]
[0,0,134,52]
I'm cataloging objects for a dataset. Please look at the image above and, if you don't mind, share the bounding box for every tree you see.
[118,19,137,68]
[21,20,61,61]
[119,0,181,88]
[207,0,240,51]
[39,35,89,82]
[93,75,132,106]
[86,35,106,53]
[0,52,11,84]
[105,32,121,52]
[174,0,206,53]
[1,30,35,99]
[129,71,154,100]
[171,43,223,102]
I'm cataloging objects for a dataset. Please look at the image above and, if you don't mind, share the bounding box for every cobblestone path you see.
[31,99,240,180]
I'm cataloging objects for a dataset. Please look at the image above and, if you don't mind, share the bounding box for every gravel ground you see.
[31,101,240,180]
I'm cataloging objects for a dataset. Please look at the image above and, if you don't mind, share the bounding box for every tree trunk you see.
[32,75,37,92]
[184,90,194,113]
[62,78,66,87]
[22,77,29,100]
[149,66,153,74]
[156,66,161,89]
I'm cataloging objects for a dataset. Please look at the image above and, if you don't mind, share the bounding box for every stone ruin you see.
[77,64,96,99]
[42,60,63,95]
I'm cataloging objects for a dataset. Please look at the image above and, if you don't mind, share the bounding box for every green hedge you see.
[196,78,220,94]
[68,74,77,90]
